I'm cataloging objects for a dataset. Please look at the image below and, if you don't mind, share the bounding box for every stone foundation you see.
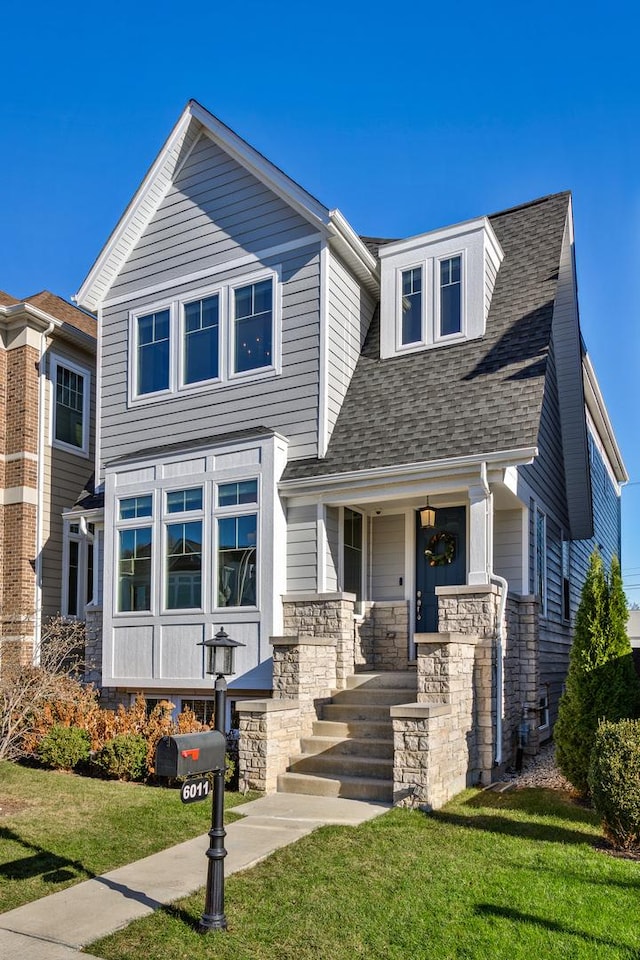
[358,601,411,670]
[271,635,338,738]
[236,699,301,792]
[282,594,357,686]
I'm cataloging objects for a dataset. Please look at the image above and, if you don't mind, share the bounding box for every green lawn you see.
[0,761,252,912]
[89,787,640,960]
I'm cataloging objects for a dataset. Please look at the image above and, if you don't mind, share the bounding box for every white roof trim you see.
[279,446,538,499]
[75,100,378,311]
[583,352,628,483]
[0,302,63,333]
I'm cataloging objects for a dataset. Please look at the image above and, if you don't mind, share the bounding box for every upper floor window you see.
[439,255,462,336]
[52,357,90,456]
[137,309,170,395]
[401,268,422,345]
[129,269,279,404]
[183,295,219,385]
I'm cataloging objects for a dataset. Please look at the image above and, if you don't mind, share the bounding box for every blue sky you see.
[2,1,639,597]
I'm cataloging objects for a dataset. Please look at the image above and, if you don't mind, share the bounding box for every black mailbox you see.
[155,731,226,778]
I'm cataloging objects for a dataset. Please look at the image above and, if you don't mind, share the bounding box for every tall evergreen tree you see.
[555,551,640,794]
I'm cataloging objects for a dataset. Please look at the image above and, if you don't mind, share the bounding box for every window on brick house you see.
[52,357,90,456]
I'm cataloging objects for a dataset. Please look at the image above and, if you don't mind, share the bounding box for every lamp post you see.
[197,627,244,933]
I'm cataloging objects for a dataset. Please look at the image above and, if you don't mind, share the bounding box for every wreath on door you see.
[425,530,456,566]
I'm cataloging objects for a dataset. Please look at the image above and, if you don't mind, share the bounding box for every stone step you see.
[311,718,393,740]
[347,671,416,690]
[322,703,394,723]
[287,752,392,779]
[300,735,394,759]
[330,687,415,706]
[277,771,393,802]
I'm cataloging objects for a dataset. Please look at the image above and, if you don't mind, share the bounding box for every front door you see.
[416,506,466,633]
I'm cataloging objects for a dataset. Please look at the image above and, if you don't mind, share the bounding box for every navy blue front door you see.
[416,506,466,632]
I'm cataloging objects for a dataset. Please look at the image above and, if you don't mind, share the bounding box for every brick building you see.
[0,291,96,669]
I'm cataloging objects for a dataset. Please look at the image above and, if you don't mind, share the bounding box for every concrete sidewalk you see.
[0,793,389,960]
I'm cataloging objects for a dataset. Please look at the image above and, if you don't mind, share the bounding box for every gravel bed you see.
[500,741,573,791]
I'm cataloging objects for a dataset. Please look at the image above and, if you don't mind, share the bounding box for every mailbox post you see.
[198,628,244,933]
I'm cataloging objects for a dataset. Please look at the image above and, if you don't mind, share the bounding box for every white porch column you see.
[467,484,493,585]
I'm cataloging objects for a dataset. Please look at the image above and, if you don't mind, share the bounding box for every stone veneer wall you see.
[358,601,410,670]
[271,635,337,738]
[506,595,541,756]
[238,700,301,793]
[282,594,357,685]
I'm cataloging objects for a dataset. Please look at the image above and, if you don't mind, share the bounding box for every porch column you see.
[467,484,492,585]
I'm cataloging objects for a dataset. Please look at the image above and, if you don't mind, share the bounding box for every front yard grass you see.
[89,787,640,960]
[0,760,252,912]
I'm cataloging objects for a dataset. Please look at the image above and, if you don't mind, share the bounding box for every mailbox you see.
[155,731,226,778]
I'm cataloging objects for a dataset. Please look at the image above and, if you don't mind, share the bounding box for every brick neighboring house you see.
[0,291,96,669]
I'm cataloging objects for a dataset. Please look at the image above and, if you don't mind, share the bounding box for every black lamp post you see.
[198,627,244,933]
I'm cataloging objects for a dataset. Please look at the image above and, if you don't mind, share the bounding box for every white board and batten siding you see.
[99,132,323,472]
[325,251,376,444]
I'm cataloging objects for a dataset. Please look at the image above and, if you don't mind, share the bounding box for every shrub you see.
[39,724,91,770]
[94,733,148,781]
[555,552,640,794]
[589,719,640,850]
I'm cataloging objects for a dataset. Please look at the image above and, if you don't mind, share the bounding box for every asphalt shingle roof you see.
[284,192,570,482]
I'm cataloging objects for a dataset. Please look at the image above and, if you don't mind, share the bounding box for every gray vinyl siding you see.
[538,514,572,727]
[107,133,318,300]
[41,340,96,620]
[493,508,523,594]
[326,251,376,440]
[287,503,317,593]
[325,505,339,592]
[521,340,569,532]
[570,430,621,618]
[371,514,405,601]
[551,218,592,539]
[100,243,322,469]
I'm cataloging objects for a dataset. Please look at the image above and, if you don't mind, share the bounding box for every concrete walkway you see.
[0,793,389,960]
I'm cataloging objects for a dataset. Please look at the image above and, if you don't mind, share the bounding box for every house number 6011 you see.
[180,776,211,804]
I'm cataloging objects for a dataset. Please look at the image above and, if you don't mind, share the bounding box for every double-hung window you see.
[183,295,220,386]
[165,487,203,610]
[400,267,422,345]
[217,479,258,607]
[117,495,153,612]
[52,357,90,455]
[439,255,462,337]
[232,278,273,375]
[137,309,170,395]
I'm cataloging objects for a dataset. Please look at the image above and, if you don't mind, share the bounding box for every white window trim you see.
[128,267,281,406]
[435,250,466,343]
[178,284,223,392]
[228,267,281,381]
[114,494,155,617]
[50,355,91,458]
[61,520,94,617]
[538,687,550,731]
[534,506,547,617]
[128,300,175,404]
[396,263,427,351]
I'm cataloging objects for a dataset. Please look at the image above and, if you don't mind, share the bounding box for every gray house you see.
[71,100,625,807]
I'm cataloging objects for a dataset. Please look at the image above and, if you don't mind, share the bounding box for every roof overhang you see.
[582,352,628,484]
[279,447,538,504]
[75,100,378,311]
[0,301,63,335]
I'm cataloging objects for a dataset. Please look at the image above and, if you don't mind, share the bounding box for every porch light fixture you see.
[199,627,244,678]
[419,500,436,529]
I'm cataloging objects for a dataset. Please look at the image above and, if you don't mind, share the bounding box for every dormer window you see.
[439,255,462,337]
[379,216,504,360]
[401,267,423,345]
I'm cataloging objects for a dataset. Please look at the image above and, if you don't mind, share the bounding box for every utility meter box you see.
[155,731,226,778]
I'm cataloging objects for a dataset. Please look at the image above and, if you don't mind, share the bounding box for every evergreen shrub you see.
[39,724,91,770]
[589,719,640,850]
[94,733,148,781]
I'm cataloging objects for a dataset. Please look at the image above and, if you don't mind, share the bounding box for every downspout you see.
[479,462,508,768]
[34,321,56,664]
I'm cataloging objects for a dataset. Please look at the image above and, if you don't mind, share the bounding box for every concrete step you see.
[311,719,392,740]
[300,735,394,759]
[330,687,415,706]
[347,671,416,690]
[277,771,393,802]
[322,703,394,723]
[288,752,393,779]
